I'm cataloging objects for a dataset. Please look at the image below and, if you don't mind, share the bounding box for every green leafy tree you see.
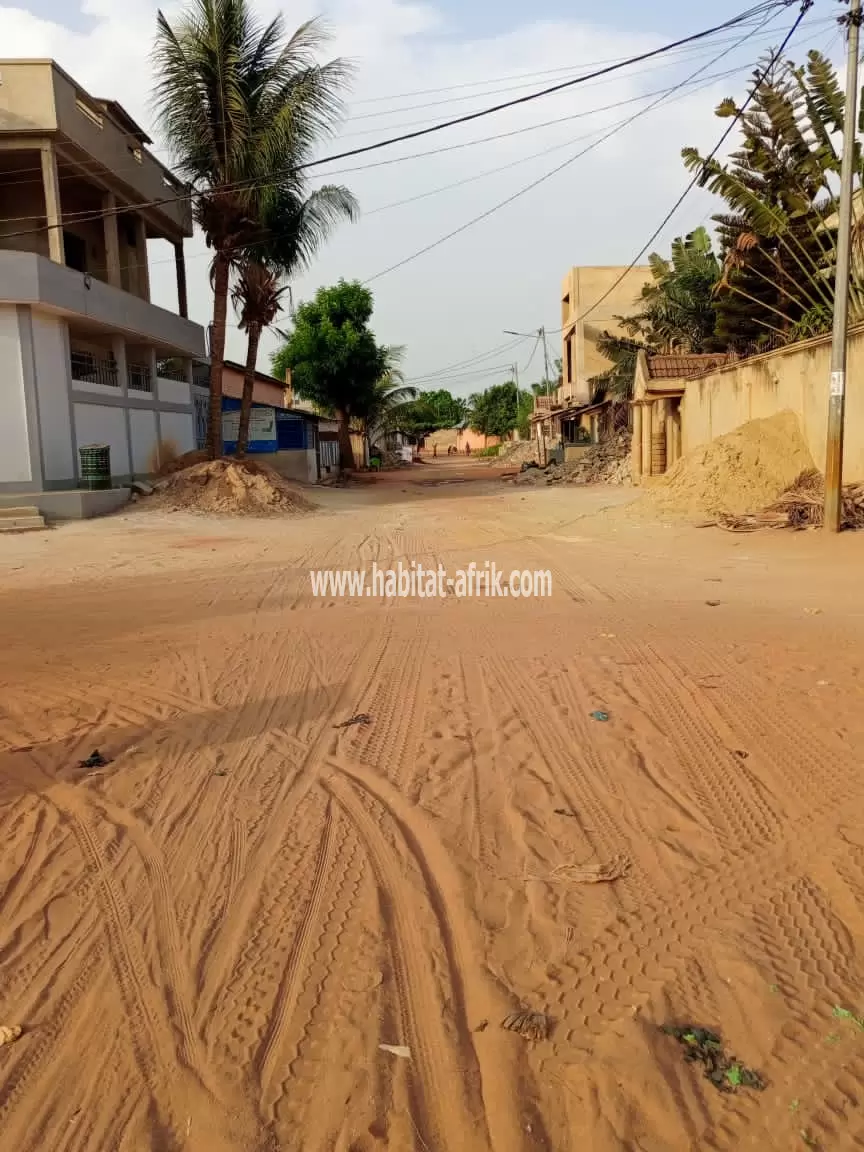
[588,333,644,400]
[272,280,391,469]
[394,389,469,438]
[619,227,721,352]
[153,1,351,457]
[469,381,519,440]
[681,50,856,348]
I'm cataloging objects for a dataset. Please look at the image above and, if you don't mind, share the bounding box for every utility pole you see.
[825,0,862,533]
[540,326,552,395]
[513,361,520,439]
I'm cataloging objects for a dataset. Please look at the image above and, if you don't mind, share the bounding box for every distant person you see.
[465,442,471,456]
[433,444,438,458]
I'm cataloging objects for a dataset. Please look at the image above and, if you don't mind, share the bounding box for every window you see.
[63,231,87,273]
[75,97,103,128]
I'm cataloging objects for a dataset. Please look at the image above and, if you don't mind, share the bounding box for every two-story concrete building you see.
[0,59,205,513]
[531,264,652,455]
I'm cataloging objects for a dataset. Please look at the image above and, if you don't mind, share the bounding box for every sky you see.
[0,0,846,393]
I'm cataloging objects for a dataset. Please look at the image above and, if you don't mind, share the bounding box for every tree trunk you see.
[207,250,231,460]
[335,408,355,470]
[236,322,261,460]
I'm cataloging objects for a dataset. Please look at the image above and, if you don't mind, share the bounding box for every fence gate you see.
[192,389,209,451]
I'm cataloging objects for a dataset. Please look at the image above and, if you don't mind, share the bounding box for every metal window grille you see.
[70,351,119,388]
[127,362,153,392]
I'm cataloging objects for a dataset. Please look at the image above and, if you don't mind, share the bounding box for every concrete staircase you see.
[0,506,47,531]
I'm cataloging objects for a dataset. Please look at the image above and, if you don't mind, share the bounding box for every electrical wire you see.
[0,1,793,241]
[0,14,833,193]
[361,4,783,284]
[569,0,813,331]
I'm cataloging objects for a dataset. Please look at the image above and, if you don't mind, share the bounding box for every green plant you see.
[833,1005,864,1032]
[272,280,394,469]
[681,49,861,349]
[153,0,352,457]
[475,444,501,457]
[468,381,520,439]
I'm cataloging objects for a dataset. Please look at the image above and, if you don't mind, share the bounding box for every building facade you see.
[559,265,652,406]
[0,59,204,493]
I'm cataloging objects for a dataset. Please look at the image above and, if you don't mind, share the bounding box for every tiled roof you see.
[647,353,731,379]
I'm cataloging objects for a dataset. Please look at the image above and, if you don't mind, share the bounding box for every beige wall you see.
[221,364,287,407]
[559,265,651,406]
[0,60,191,240]
[0,61,57,132]
[0,162,50,257]
[681,325,864,481]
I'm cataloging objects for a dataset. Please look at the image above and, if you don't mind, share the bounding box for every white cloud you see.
[0,0,842,389]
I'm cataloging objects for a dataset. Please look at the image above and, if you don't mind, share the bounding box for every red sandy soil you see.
[1,476,864,1151]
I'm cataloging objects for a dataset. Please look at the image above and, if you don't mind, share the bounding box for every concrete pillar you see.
[147,347,158,391]
[641,401,653,478]
[134,216,150,301]
[102,192,121,288]
[631,403,643,481]
[40,143,64,265]
[111,335,128,394]
[670,405,682,465]
[174,240,188,318]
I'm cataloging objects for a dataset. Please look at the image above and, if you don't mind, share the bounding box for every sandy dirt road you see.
[2,468,864,1151]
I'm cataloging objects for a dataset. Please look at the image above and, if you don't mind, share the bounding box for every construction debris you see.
[78,750,110,769]
[715,470,864,532]
[661,1025,765,1094]
[379,1044,411,1059]
[334,713,372,729]
[0,1025,22,1047]
[502,1011,549,1042]
[505,432,632,487]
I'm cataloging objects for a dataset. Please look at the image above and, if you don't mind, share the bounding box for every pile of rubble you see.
[565,431,632,485]
[504,432,632,487]
[492,440,540,468]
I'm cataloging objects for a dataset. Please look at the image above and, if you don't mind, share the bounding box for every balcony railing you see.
[127,362,154,392]
[533,395,558,413]
[70,351,119,388]
[156,360,187,382]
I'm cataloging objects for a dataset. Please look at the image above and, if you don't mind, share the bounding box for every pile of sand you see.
[146,458,316,517]
[634,410,815,519]
[156,448,209,476]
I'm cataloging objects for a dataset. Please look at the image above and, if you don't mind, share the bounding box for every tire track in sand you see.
[325,758,548,1152]
[197,629,391,1022]
[257,796,336,1112]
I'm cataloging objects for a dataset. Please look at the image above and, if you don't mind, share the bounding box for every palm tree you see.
[681,50,853,348]
[619,228,721,352]
[231,186,357,455]
[152,0,351,458]
[357,347,416,452]
[230,260,289,457]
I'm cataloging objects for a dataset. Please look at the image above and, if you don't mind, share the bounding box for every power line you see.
[362,5,783,284]
[360,59,771,218]
[0,2,791,242]
[0,15,832,193]
[570,0,813,332]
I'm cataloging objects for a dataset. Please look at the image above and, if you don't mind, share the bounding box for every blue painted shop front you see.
[220,397,310,454]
